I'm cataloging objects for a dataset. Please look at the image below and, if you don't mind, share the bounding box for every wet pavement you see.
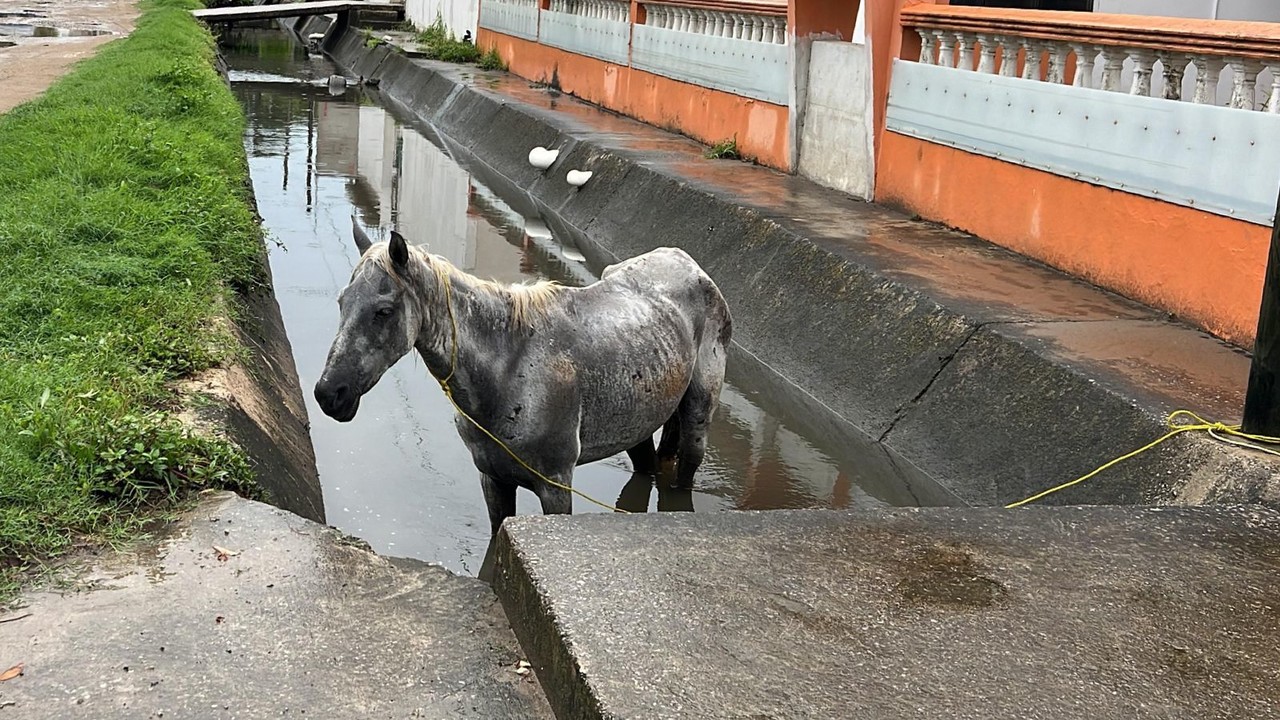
[223,29,900,575]
[496,505,1280,720]
[0,0,135,113]
[0,492,554,719]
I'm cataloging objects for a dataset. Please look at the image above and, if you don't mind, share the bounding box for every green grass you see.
[413,14,482,63]
[0,0,262,605]
[704,136,743,160]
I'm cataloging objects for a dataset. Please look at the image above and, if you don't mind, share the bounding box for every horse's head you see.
[314,231,422,422]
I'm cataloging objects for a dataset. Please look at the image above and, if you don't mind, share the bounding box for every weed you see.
[413,12,481,64]
[0,0,260,606]
[478,46,507,71]
[705,136,742,160]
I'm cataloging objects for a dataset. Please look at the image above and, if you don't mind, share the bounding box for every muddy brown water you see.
[224,28,915,574]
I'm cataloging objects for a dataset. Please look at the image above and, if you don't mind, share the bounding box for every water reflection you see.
[227,29,908,574]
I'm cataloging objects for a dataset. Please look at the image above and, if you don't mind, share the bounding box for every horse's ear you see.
[389,230,410,268]
[351,215,372,253]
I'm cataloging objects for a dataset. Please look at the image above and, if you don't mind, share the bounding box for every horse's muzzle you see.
[314,379,360,422]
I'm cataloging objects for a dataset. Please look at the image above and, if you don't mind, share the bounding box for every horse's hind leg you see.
[481,474,516,536]
[674,348,726,488]
[626,437,658,476]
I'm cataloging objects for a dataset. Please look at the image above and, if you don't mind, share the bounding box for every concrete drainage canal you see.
[222,27,945,576]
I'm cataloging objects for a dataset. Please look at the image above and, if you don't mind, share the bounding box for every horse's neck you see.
[414,264,522,409]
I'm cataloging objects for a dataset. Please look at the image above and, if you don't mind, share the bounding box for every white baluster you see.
[776,17,787,44]
[674,7,686,30]
[1099,47,1125,91]
[653,5,665,27]
[750,15,764,42]
[1021,40,1043,81]
[1129,49,1156,96]
[935,31,954,69]
[1266,67,1280,113]
[1191,56,1224,105]
[977,34,997,74]
[1071,44,1095,88]
[955,32,975,71]
[1046,42,1069,84]
[1228,58,1263,110]
[918,29,937,66]
[998,36,1019,77]
[1157,52,1185,101]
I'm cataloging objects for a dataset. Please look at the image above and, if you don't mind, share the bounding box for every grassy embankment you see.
[0,0,264,604]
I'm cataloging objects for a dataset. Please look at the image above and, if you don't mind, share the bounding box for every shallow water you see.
[224,28,909,574]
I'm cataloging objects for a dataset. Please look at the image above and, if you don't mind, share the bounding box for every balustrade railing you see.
[902,6,1280,112]
[548,0,629,24]
[643,3,785,44]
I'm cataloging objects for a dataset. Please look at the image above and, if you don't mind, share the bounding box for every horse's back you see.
[600,247,731,345]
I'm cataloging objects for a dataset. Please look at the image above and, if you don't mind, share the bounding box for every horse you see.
[313,224,732,535]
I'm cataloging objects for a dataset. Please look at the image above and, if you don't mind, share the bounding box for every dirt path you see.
[0,0,139,113]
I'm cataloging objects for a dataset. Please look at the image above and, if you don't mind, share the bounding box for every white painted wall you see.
[1095,0,1280,21]
[407,0,478,39]
[797,35,876,200]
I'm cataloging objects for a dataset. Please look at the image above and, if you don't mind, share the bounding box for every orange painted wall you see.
[876,131,1267,346]
[478,29,791,170]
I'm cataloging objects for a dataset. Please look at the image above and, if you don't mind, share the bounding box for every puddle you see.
[223,28,924,575]
[0,22,111,37]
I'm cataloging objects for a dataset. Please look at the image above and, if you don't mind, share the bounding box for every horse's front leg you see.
[534,471,574,515]
[481,473,516,536]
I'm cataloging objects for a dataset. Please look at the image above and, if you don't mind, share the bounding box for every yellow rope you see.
[1005,410,1280,509]
[435,269,629,514]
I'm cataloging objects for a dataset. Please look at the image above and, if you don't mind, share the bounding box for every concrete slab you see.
[0,492,552,719]
[494,507,1280,720]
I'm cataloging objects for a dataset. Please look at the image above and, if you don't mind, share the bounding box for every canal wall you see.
[325,28,1280,509]
[200,59,326,524]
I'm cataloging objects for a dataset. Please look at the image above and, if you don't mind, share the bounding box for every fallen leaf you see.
[0,663,24,682]
[212,546,241,562]
[516,660,531,669]
[515,667,531,677]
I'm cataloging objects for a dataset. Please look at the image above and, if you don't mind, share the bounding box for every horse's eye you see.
[375,307,394,318]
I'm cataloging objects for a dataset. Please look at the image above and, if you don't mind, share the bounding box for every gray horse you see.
[314,226,732,534]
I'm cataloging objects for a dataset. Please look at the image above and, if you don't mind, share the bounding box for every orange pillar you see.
[865,0,947,192]
[788,0,859,41]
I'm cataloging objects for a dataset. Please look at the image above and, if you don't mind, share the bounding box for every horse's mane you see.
[357,242,563,328]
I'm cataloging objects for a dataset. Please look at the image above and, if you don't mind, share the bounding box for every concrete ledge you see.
[329,30,1280,508]
[1,492,552,718]
[494,507,1280,719]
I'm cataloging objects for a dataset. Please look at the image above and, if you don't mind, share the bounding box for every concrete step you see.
[493,506,1280,720]
[0,492,553,719]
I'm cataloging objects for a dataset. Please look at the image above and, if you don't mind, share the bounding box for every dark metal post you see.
[1242,183,1280,435]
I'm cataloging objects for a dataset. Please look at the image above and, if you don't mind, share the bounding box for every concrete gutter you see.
[326,27,1280,509]
[0,492,553,719]
[493,507,1280,719]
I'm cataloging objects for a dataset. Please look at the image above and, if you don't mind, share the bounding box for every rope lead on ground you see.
[1005,410,1280,509]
